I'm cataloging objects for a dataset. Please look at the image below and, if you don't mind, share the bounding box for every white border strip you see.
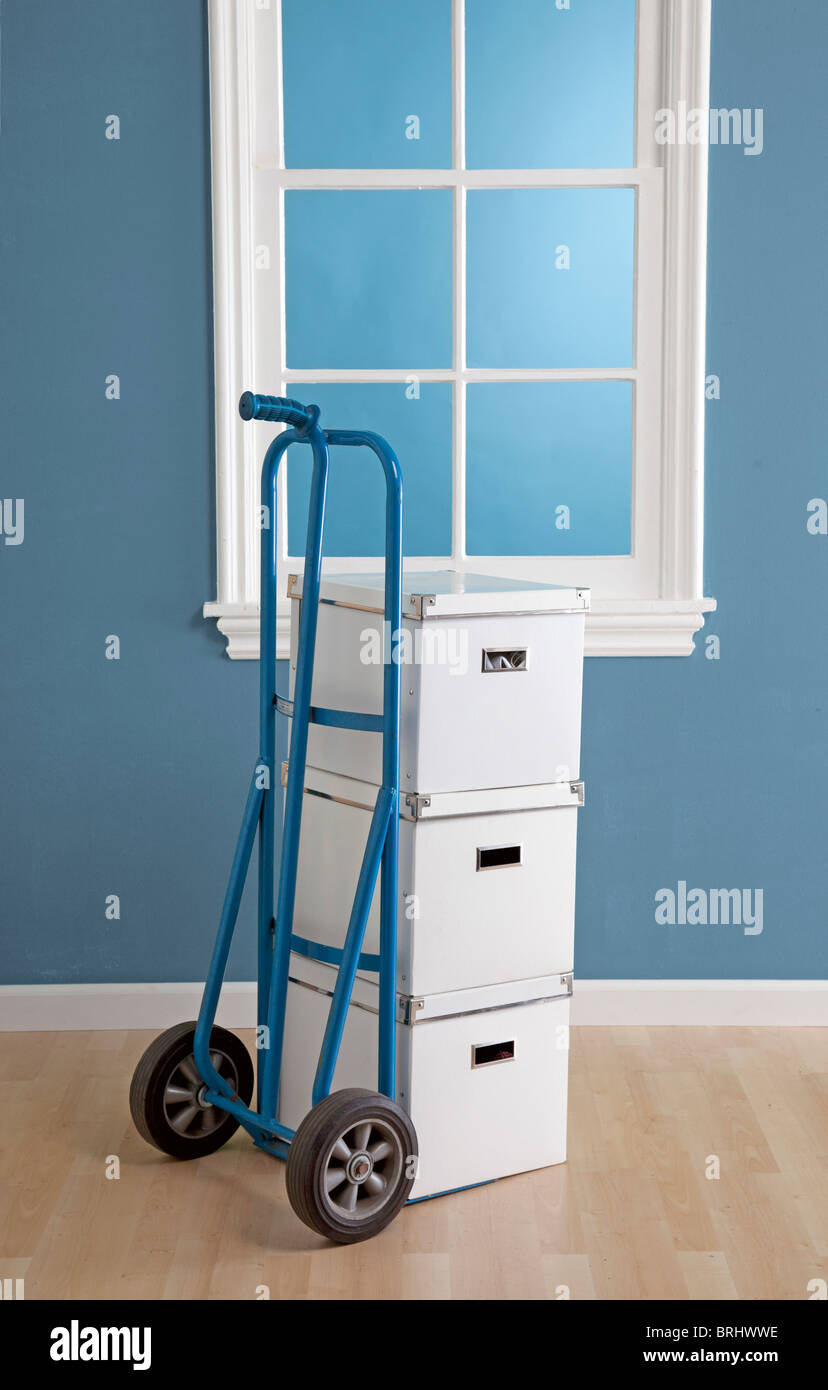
[0,983,258,1033]
[572,980,828,1028]
[205,597,716,661]
[0,981,825,1032]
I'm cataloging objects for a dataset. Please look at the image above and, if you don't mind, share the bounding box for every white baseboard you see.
[0,980,826,1032]
[0,983,258,1032]
[571,980,828,1027]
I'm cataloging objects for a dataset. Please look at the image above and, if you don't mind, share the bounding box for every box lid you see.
[299,764,584,818]
[288,951,573,1021]
[287,569,590,618]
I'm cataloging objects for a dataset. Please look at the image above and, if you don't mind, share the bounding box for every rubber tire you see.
[129,1021,254,1160]
[286,1088,418,1244]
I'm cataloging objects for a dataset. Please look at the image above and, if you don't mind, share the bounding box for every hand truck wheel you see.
[129,1021,254,1159]
[286,1088,418,1244]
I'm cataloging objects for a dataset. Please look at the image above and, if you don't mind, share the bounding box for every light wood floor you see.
[1,1026,826,1300]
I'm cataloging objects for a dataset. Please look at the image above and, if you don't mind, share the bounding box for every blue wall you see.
[578,0,828,979]
[0,0,260,983]
[1,0,826,985]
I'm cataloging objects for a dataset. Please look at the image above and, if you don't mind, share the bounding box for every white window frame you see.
[204,0,716,659]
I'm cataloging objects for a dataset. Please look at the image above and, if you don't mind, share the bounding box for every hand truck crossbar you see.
[275,694,385,734]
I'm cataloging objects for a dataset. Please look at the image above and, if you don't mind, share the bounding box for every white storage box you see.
[291,766,583,996]
[278,953,572,1201]
[288,571,588,793]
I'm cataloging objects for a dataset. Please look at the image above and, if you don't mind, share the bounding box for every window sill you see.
[203,596,717,661]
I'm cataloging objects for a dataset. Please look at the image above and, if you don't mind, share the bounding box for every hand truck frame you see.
[130,392,418,1243]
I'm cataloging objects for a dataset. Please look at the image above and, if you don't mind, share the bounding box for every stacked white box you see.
[284,571,587,1200]
[293,768,582,996]
[278,955,572,1202]
[288,570,587,792]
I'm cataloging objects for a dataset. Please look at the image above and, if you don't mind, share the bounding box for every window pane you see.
[285,191,453,369]
[466,382,632,556]
[287,383,452,557]
[283,0,452,169]
[466,189,634,368]
[466,0,636,169]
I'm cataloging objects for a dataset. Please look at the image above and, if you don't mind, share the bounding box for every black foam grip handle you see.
[238,392,310,427]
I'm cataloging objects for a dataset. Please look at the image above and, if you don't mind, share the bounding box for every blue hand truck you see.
[130,392,418,1243]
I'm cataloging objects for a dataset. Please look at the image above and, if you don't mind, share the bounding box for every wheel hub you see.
[320,1114,406,1224]
[162,1049,237,1138]
[346,1152,373,1184]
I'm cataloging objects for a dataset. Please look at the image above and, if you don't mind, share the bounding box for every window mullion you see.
[275,1,288,569]
[452,0,467,562]
[453,181,467,562]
